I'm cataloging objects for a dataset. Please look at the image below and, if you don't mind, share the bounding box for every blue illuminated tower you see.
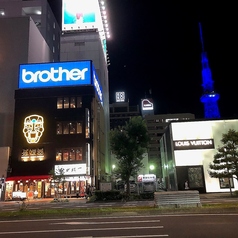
[199,23,220,119]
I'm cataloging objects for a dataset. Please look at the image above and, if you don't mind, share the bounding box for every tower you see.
[199,23,220,119]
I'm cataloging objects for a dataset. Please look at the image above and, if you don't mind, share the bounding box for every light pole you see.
[149,164,155,174]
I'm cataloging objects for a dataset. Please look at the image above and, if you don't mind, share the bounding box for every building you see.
[110,92,140,130]
[144,113,195,178]
[160,118,238,193]
[0,0,60,148]
[5,60,106,200]
[3,0,112,200]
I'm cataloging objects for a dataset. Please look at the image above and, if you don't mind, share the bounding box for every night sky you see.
[48,1,237,119]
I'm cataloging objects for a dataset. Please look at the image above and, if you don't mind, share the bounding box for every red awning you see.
[6,175,51,182]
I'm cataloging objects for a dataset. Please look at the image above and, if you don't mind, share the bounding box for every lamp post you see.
[149,164,155,174]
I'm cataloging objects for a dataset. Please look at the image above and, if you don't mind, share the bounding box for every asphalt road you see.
[0,214,238,238]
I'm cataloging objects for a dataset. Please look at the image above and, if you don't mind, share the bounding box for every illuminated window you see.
[56,147,82,161]
[76,148,82,160]
[64,97,69,108]
[63,122,69,134]
[56,150,62,161]
[219,178,234,189]
[63,150,69,161]
[76,122,82,133]
[57,98,63,109]
[69,122,76,134]
[70,149,75,161]
[56,121,82,135]
[85,109,90,138]
[70,97,76,108]
[57,97,82,109]
[56,122,62,134]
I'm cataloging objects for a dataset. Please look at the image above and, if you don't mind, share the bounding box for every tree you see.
[110,116,150,196]
[208,129,238,196]
[49,167,66,200]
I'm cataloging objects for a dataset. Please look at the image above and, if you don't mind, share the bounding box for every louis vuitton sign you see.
[173,139,214,150]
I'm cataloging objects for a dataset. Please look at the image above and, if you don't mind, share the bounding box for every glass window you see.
[63,122,69,134]
[85,108,90,138]
[63,150,69,161]
[64,97,69,108]
[70,97,76,108]
[219,178,234,188]
[69,122,76,134]
[70,149,75,161]
[77,122,82,133]
[77,97,82,108]
[57,98,63,109]
[56,150,62,161]
[56,122,62,134]
[76,148,82,161]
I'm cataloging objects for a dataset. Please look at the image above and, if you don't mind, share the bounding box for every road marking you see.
[52,219,160,225]
[0,226,164,235]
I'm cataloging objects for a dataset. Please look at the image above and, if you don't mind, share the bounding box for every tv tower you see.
[199,23,220,119]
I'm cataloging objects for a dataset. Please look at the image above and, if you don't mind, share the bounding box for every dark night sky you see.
[48,1,237,119]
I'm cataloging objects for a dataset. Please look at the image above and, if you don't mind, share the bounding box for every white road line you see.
[52,219,160,225]
[0,226,164,235]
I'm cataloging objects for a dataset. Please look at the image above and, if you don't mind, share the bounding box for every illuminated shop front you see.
[6,60,108,200]
[160,119,238,193]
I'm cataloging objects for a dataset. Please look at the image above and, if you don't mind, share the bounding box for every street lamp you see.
[149,164,155,174]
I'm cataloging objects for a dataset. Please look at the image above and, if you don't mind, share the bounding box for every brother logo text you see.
[22,67,88,83]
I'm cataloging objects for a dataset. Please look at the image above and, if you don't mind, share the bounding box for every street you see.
[0,214,238,237]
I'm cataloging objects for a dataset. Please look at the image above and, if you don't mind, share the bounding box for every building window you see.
[70,97,76,108]
[85,109,90,138]
[56,121,82,135]
[57,98,63,109]
[219,178,234,189]
[57,97,82,109]
[77,97,82,108]
[64,97,69,109]
[56,147,82,161]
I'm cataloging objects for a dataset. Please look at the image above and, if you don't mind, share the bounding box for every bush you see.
[94,190,122,201]
[234,190,238,197]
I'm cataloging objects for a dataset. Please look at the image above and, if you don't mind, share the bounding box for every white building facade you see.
[160,119,238,193]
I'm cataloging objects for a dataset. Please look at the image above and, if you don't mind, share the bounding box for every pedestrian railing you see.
[154,190,201,208]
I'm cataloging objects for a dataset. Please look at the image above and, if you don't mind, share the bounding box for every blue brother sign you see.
[19,61,92,89]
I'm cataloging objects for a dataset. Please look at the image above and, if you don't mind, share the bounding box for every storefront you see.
[160,119,238,193]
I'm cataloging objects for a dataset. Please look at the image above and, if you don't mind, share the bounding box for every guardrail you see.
[154,190,201,208]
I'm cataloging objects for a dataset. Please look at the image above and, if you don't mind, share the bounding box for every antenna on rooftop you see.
[199,22,204,52]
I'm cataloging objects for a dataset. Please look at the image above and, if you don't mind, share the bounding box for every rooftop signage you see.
[116,92,125,102]
[141,98,154,111]
[18,61,91,89]
[62,0,103,32]
[173,139,214,150]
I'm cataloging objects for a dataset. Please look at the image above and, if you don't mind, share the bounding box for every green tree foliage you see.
[208,129,238,195]
[110,116,150,196]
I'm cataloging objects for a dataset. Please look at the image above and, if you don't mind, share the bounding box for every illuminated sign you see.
[23,115,44,144]
[137,174,156,182]
[141,98,154,111]
[173,139,214,150]
[116,92,125,102]
[19,61,91,89]
[55,164,86,175]
[92,65,103,105]
[21,148,44,162]
[62,0,109,60]
[62,0,104,31]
